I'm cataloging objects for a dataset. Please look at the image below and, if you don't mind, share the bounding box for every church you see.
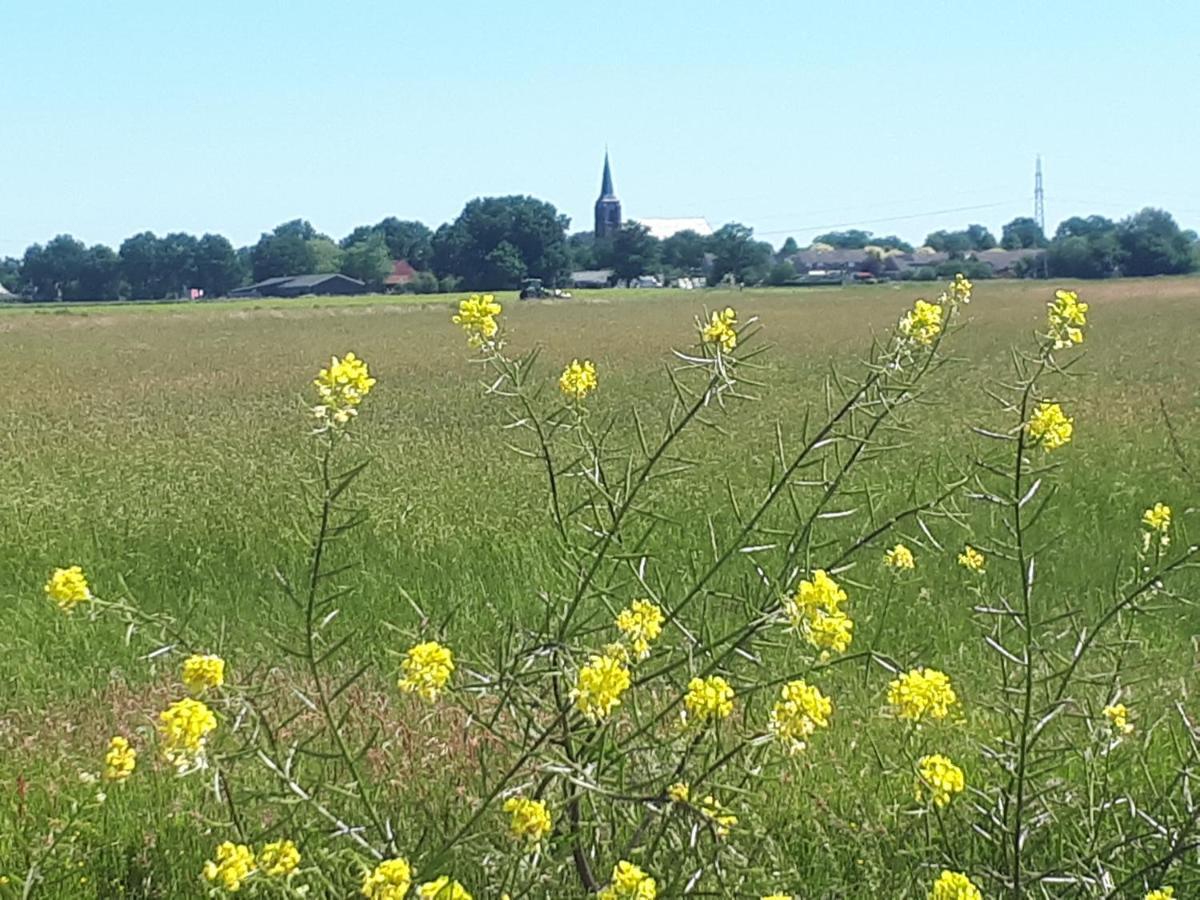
[593,152,711,242]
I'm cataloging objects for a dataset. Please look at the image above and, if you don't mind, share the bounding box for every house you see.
[229,274,367,298]
[570,269,614,289]
[970,248,1044,276]
[384,259,417,290]
[635,217,714,240]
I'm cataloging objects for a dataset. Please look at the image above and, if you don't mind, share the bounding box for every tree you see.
[660,230,709,273]
[609,221,660,283]
[432,196,570,289]
[484,241,527,288]
[1000,217,1048,250]
[1116,207,1194,276]
[340,234,392,290]
[965,224,998,251]
[22,235,88,301]
[767,260,797,285]
[1046,235,1119,279]
[813,229,873,249]
[272,219,318,242]
[252,228,317,282]
[708,223,772,286]
[157,232,199,295]
[777,236,799,258]
[373,218,433,270]
[0,257,20,293]
[924,230,972,256]
[307,238,344,274]
[119,232,164,299]
[194,234,244,296]
[74,245,123,300]
[566,232,599,271]
[1054,215,1115,240]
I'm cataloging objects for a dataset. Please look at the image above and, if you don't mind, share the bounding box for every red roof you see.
[384,259,417,285]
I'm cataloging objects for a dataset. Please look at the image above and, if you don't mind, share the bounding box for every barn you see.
[230,274,367,298]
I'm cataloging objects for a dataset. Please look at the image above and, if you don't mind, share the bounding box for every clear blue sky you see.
[6,0,1200,255]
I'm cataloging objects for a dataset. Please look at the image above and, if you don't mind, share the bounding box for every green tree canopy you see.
[1000,217,1049,250]
[660,230,709,273]
[1117,207,1194,276]
[609,221,661,283]
[708,223,772,286]
[340,234,392,290]
[431,195,570,290]
[194,234,245,296]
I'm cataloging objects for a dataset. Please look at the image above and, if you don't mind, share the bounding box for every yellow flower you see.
[416,876,472,899]
[362,858,413,899]
[945,273,973,305]
[885,543,915,570]
[103,736,137,782]
[684,675,735,726]
[1145,888,1175,900]
[899,298,944,345]
[785,570,853,656]
[1026,402,1073,451]
[768,679,833,755]
[572,654,632,723]
[802,607,854,655]
[667,781,690,803]
[1103,703,1134,736]
[559,359,598,401]
[202,841,256,893]
[44,565,92,613]
[313,352,376,425]
[503,796,552,846]
[917,754,965,808]
[1047,289,1088,349]
[787,569,847,619]
[762,895,793,900]
[614,599,665,660]
[182,654,225,694]
[258,840,300,878]
[1142,502,1171,533]
[451,294,502,348]
[702,307,738,352]
[699,794,738,838]
[158,697,217,772]
[397,641,454,701]
[957,545,985,573]
[929,870,982,900]
[888,668,958,722]
[598,861,657,900]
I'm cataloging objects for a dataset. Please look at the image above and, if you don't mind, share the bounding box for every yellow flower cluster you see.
[573,653,632,722]
[768,679,833,755]
[451,294,502,347]
[44,565,92,613]
[1142,502,1172,551]
[598,861,657,900]
[917,753,965,808]
[158,697,217,772]
[1026,401,1073,451]
[888,668,958,722]
[397,641,455,701]
[202,841,256,893]
[1103,703,1134,736]
[899,298,944,346]
[943,273,973,305]
[362,858,413,899]
[313,352,376,425]
[559,359,598,401]
[785,570,853,656]
[957,545,985,573]
[699,794,738,838]
[614,599,665,659]
[684,675,735,727]
[182,654,225,694]
[504,796,552,846]
[103,736,137,782]
[930,870,982,900]
[702,307,738,352]
[1145,888,1175,900]
[1047,289,1088,349]
[667,781,690,803]
[258,840,302,878]
[885,543,915,570]
[417,876,472,899]
[762,895,793,900]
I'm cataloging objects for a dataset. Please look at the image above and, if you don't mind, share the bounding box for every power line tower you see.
[1034,155,1045,232]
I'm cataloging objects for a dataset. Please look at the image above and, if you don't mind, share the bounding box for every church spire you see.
[594,149,622,239]
[600,150,616,198]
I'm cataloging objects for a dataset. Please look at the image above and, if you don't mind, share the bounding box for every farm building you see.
[570,269,614,288]
[384,259,417,290]
[230,274,367,298]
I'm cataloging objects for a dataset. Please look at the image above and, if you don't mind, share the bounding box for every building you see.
[230,273,367,298]
[594,151,621,240]
[384,259,417,290]
[570,269,614,288]
[971,247,1044,276]
[635,217,713,240]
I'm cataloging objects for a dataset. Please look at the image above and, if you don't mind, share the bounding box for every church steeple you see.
[594,150,621,239]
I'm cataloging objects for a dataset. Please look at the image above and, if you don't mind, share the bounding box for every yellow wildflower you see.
[785,570,853,656]
[397,641,455,701]
[945,273,973,305]
[559,359,598,401]
[1145,889,1175,900]
[573,654,632,722]
[768,679,833,755]
[503,796,552,846]
[888,668,958,722]
[158,697,217,772]
[416,876,472,899]
[1103,703,1134,736]
[787,569,847,619]
[702,307,738,352]
[802,607,854,655]
[899,298,944,345]
[202,841,256,893]
[930,870,982,900]
[684,675,735,726]
[917,754,965,808]
[1142,502,1171,549]
[182,654,225,694]
[258,840,300,878]
[451,294,502,348]
[313,352,376,425]
[614,599,665,660]
[1047,289,1088,349]
[1026,402,1073,451]
[957,545,985,573]
[762,895,793,900]
[667,781,690,803]
[362,858,413,899]
[602,641,632,664]
[598,861,657,900]
[103,736,136,782]
[885,543,915,570]
[699,794,738,838]
[44,565,92,613]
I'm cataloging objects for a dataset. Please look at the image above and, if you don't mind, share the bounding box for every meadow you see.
[1,278,1197,898]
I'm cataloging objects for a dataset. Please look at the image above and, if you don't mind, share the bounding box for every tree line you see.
[2,199,1197,301]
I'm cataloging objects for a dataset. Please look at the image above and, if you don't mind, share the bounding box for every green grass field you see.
[1,278,1197,897]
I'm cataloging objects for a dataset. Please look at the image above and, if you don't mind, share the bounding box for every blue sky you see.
[5,0,1200,254]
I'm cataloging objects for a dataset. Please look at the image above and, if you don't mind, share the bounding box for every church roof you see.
[635,217,714,240]
[599,151,616,199]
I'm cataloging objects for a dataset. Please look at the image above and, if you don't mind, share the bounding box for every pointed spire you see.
[600,150,615,199]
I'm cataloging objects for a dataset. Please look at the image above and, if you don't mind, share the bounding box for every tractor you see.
[519,278,572,300]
